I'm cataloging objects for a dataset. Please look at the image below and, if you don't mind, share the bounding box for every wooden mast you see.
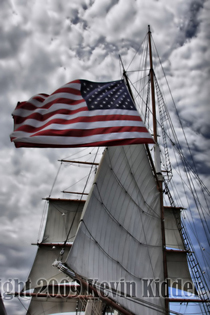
[148,25,158,143]
[148,25,169,313]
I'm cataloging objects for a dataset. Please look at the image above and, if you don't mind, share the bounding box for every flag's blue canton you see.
[80,79,135,111]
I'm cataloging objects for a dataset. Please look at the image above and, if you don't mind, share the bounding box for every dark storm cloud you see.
[185,0,204,39]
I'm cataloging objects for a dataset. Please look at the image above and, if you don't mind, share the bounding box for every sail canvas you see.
[66,144,165,314]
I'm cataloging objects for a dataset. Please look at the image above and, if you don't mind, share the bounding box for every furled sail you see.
[66,145,165,315]
[24,199,84,291]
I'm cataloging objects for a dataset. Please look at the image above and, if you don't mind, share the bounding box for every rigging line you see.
[129,34,210,212]
[77,147,101,162]
[94,184,161,249]
[155,77,172,179]
[168,181,200,245]
[167,135,209,241]
[63,147,100,246]
[137,38,149,99]
[85,149,102,163]
[48,202,77,241]
[125,40,149,120]
[122,298,183,315]
[153,77,210,243]
[155,77,210,242]
[129,71,154,131]
[143,45,150,127]
[153,69,207,186]
[170,173,209,259]
[165,181,184,208]
[183,212,210,278]
[17,296,32,315]
[131,74,150,90]
[162,126,209,248]
[126,33,148,71]
[50,202,66,214]
[128,77,155,124]
[175,150,210,245]
[122,145,159,279]
[199,254,210,283]
[92,284,168,315]
[63,172,94,192]
[61,147,90,160]
[48,161,63,198]
[164,190,210,311]
[106,148,160,219]
[181,218,210,295]
[151,34,210,200]
[151,48,210,208]
[94,282,186,315]
[133,75,150,97]
[108,147,160,219]
[144,77,151,125]
[137,35,149,91]
[134,78,150,123]
[80,219,142,280]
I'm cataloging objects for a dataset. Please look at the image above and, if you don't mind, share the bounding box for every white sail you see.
[166,251,193,292]
[164,207,184,250]
[24,199,84,291]
[43,198,85,243]
[164,207,193,292]
[25,246,69,290]
[26,297,78,315]
[66,145,165,314]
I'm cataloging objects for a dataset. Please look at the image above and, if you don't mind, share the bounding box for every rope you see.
[63,147,100,247]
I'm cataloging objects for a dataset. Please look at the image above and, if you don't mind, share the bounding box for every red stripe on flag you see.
[14,114,142,132]
[13,138,154,148]
[32,95,47,102]
[52,87,82,95]
[32,126,148,137]
[14,98,85,113]
[13,106,88,125]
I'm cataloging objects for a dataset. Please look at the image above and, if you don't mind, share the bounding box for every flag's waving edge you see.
[10,79,154,148]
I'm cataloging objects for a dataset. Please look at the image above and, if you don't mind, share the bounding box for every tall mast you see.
[148,25,158,143]
[148,25,161,173]
[148,25,169,314]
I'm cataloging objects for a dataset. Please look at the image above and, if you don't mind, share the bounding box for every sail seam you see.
[92,282,169,315]
[122,145,160,218]
[94,184,161,249]
[80,219,142,280]
[122,145,160,280]
[106,148,160,220]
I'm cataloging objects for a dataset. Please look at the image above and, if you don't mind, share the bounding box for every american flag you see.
[10,79,154,148]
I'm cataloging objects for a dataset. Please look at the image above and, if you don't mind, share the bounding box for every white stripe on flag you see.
[13,132,153,146]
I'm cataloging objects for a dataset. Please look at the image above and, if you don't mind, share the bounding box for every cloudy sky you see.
[0,0,210,314]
